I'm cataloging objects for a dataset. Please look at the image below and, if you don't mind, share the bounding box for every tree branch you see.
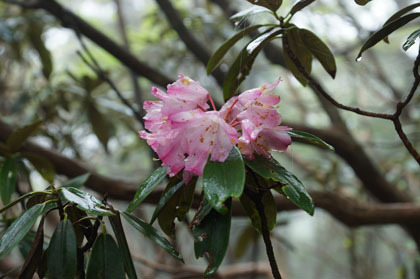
[155,0,226,88]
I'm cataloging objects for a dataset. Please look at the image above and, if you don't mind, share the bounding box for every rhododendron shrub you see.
[130,74,332,275]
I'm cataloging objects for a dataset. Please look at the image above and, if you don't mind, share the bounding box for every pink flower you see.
[139,75,291,181]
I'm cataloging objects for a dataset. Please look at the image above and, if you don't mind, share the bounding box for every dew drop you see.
[356,56,362,62]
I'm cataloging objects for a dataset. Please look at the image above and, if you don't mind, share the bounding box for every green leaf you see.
[126,166,167,213]
[299,28,336,78]
[230,8,270,22]
[6,120,42,153]
[47,219,77,279]
[223,28,283,100]
[240,189,277,233]
[233,225,259,259]
[62,173,91,188]
[384,3,420,27]
[0,156,18,205]
[109,212,138,279]
[246,0,282,11]
[151,178,184,224]
[0,191,48,214]
[121,212,183,262]
[0,203,45,258]
[59,187,113,216]
[203,146,245,214]
[87,100,111,151]
[282,27,313,86]
[354,0,371,5]
[207,25,263,75]
[403,29,420,51]
[290,0,316,15]
[18,215,45,279]
[193,199,232,276]
[86,233,125,279]
[157,177,196,237]
[23,152,55,183]
[27,21,53,79]
[287,130,334,151]
[245,156,314,215]
[357,13,420,60]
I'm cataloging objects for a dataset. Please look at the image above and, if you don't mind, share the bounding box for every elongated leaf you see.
[290,0,316,15]
[47,219,77,279]
[121,212,183,262]
[18,215,45,279]
[23,152,55,183]
[240,189,277,233]
[0,156,18,205]
[109,212,138,279]
[6,120,42,153]
[0,203,45,258]
[357,13,420,60]
[59,187,113,216]
[207,25,263,74]
[246,0,282,11]
[86,233,125,279]
[87,100,111,151]
[62,173,91,188]
[157,177,196,237]
[403,29,420,51]
[0,191,48,214]
[299,28,336,78]
[283,27,313,86]
[193,199,232,276]
[203,146,245,214]
[245,156,314,215]
[384,3,420,26]
[151,178,184,224]
[287,130,334,151]
[223,28,283,100]
[230,7,270,22]
[126,166,167,213]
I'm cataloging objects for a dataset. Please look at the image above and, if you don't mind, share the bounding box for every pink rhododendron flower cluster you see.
[139,74,291,182]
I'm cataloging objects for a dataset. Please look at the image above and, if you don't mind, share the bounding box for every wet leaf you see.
[203,146,245,214]
[193,199,231,276]
[230,8,270,22]
[0,204,45,258]
[121,212,183,262]
[245,156,314,215]
[357,13,420,59]
[287,130,334,151]
[299,28,336,78]
[207,25,263,74]
[0,156,18,205]
[246,0,282,11]
[109,212,138,279]
[290,0,316,15]
[47,219,77,279]
[126,166,167,213]
[282,27,312,86]
[59,187,113,216]
[403,29,420,51]
[86,233,125,279]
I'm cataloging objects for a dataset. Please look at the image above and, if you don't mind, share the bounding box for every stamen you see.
[224,98,239,120]
[229,116,238,125]
[197,104,206,112]
[230,121,241,127]
[208,93,217,111]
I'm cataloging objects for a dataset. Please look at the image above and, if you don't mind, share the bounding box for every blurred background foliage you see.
[0,0,420,278]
